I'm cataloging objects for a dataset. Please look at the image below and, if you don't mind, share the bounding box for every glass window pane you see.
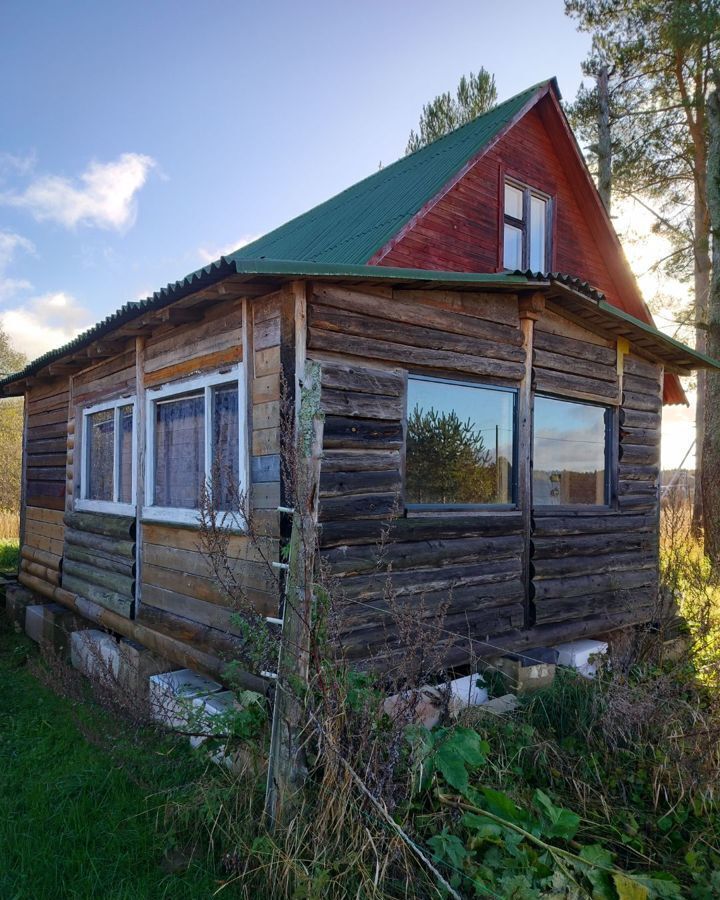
[212,384,239,508]
[87,409,114,501]
[154,392,205,509]
[406,378,514,505]
[504,183,523,220]
[533,397,607,506]
[529,195,547,272]
[118,404,133,504]
[503,223,523,270]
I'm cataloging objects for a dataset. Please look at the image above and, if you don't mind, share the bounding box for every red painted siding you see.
[380,103,629,314]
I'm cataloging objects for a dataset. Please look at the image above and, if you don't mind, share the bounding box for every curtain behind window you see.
[87,409,114,501]
[212,384,239,507]
[154,393,204,508]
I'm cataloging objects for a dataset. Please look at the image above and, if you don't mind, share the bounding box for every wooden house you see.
[3,78,717,679]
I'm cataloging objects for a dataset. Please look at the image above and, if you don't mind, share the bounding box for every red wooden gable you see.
[371,88,684,405]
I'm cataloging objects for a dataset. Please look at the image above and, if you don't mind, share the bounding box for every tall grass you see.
[0,508,19,540]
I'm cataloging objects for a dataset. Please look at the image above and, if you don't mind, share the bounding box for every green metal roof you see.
[227,81,553,266]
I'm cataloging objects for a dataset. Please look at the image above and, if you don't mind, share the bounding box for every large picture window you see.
[533,396,610,507]
[503,179,551,272]
[144,367,245,523]
[406,375,516,508]
[79,397,136,514]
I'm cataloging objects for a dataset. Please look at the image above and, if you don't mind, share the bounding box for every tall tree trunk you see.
[702,85,720,568]
[597,65,612,214]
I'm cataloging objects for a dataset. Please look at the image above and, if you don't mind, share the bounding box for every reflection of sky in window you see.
[534,396,606,472]
[408,378,515,461]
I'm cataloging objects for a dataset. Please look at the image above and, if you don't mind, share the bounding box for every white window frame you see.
[78,396,137,516]
[503,177,552,272]
[143,365,247,525]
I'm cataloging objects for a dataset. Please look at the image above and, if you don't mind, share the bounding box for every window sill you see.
[76,499,136,517]
[532,505,615,516]
[141,506,248,532]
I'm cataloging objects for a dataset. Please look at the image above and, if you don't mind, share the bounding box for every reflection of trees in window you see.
[406,405,502,505]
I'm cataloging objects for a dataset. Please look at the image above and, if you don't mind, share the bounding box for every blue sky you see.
[0,1,696,468]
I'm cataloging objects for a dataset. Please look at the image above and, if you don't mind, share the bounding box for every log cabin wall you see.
[137,293,279,658]
[19,376,70,596]
[311,284,663,668]
[528,310,660,630]
[309,283,528,668]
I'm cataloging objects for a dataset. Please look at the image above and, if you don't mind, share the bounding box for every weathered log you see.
[619,443,660,465]
[20,544,61,570]
[618,480,658,496]
[308,328,526,381]
[622,373,662,396]
[531,531,654,559]
[534,587,657,624]
[64,526,135,559]
[619,408,661,430]
[319,493,399,522]
[531,551,657,580]
[531,513,654,536]
[321,388,402,421]
[320,513,524,547]
[20,558,60,586]
[323,416,403,450]
[619,426,659,446]
[533,329,616,365]
[617,464,659,480]
[321,450,401,473]
[320,361,404,397]
[531,567,655,601]
[320,468,402,498]
[64,510,136,540]
[624,356,662,379]
[61,573,133,618]
[64,543,136,578]
[617,495,655,512]
[533,367,618,400]
[622,390,662,413]
[322,534,524,576]
[532,347,617,382]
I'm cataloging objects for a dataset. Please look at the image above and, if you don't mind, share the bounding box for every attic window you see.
[503,179,551,272]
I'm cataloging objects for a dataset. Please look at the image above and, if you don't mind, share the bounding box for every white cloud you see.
[0,231,35,302]
[197,233,261,265]
[0,151,36,180]
[1,153,156,231]
[1,291,92,359]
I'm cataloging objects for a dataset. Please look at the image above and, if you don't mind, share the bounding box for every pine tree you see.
[405,69,497,155]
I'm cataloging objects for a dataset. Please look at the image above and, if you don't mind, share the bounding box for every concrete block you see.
[117,638,175,698]
[553,638,608,678]
[71,629,120,680]
[149,669,223,730]
[40,605,89,660]
[5,584,37,631]
[25,604,47,643]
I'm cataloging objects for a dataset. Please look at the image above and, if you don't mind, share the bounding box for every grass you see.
[0,613,223,899]
[0,538,19,574]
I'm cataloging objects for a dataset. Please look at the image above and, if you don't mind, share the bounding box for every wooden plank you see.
[26,495,66,512]
[531,567,656,601]
[254,346,281,377]
[252,372,281,404]
[531,531,654,559]
[251,454,280,483]
[25,506,64,525]
[144,346,242,387]
[392,288,519,327]
[62,573,133,618]
[253,400,280,430]
[25,530,64,556]
[533,347,617,382]
[319,492,398,522]
[320,468,401,498]
[252,427,280,456]
[64,511,136,539]
[65,526,135,559]
[531,512,654,536]
[141,583,276,632]
[142,522,275,561]
[253,317,281,351]
[621,390,662,413]
[320,450,401,473]
[252,481,281,509]
[533,367,619,400]
[63,558,134,599]
[531,550,656,579]
[320,512,524,547]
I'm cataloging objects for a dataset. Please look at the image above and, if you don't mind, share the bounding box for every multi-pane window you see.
[533,396,610,506]
[405,375,516,508]
[80,398,136,513]
[145,368,244,522]
[503,179,551,272]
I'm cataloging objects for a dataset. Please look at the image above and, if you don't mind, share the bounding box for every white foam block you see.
[149,669,223,729]
[189,690,240,749]
[24,605,46,643]
[449,674,488,708]
[553,639,608,678]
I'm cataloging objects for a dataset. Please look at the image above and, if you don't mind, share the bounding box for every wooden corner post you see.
[518,292,544,629]
[265,281,324,827]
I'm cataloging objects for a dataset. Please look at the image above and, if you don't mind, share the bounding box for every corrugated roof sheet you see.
[227,81,552,266]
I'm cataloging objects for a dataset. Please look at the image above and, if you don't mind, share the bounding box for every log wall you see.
[310,285,527,665]
[19,376,70,596]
